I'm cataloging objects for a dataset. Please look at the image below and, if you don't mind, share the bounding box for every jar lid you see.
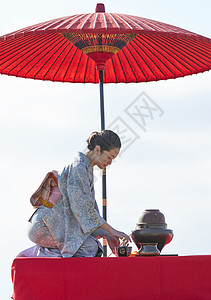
[137,209,166,226]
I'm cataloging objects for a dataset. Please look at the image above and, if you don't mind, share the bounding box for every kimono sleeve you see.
[67,164,105,234]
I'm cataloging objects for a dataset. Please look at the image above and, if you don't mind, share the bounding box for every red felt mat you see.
[11,256,211,300]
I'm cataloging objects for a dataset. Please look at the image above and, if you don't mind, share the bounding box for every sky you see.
[1,0,211,299]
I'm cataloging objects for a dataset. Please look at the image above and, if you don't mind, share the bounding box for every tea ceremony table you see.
[11,255,211,300]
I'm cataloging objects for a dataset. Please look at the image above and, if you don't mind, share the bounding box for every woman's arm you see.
[66,164,106,234]
[100,222,131,245]
[91,227,120,253]
[92,223,131,253]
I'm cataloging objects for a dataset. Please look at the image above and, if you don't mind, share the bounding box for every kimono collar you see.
[75,152,92,169]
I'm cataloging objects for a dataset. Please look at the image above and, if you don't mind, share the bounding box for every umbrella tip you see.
[95,3,105,13]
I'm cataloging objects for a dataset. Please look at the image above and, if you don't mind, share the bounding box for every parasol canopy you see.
[1,3,211,83]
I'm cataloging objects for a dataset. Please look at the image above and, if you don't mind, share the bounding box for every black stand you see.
[99,70,107,257]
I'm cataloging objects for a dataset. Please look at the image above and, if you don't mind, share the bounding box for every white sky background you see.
[1,0,211,298]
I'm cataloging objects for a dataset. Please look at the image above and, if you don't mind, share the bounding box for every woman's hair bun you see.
[86,132,99,151]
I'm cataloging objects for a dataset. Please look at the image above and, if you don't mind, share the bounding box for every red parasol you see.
[1,3,211,256]
[1,3,211,83]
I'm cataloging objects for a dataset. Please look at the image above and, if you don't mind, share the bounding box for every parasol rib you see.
[34,40,70,80]
[130,38,164,80]
[80,14,93,30]
[52,44,75,82]
[102,13,107,30]
[146,35,204,73]
[121,47,139,82]
[61,47,78,82]
[139,36,186,77]
[116,52,128,83]
[114,14,134,30]
[107,13,121,29]
[123,44,148,81]
[72,52,83,83]
[43,41,72,80]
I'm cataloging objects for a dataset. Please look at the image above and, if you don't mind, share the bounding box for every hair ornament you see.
[87,131,99,144]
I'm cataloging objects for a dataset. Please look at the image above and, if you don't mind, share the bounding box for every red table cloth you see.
[11,255,211,300]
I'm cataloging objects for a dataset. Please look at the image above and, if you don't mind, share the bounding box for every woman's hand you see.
[111,229,131,246]
[101,222,131,246]
[106,235,120,254]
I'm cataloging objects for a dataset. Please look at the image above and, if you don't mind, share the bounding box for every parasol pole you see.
[99,69,107,257]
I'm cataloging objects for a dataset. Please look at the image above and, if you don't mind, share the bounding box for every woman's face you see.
[95,147,120,169]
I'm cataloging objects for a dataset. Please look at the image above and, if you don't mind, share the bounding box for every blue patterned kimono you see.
[28,152,106,257]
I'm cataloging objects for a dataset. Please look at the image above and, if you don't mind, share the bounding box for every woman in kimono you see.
[25,130,131,257]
